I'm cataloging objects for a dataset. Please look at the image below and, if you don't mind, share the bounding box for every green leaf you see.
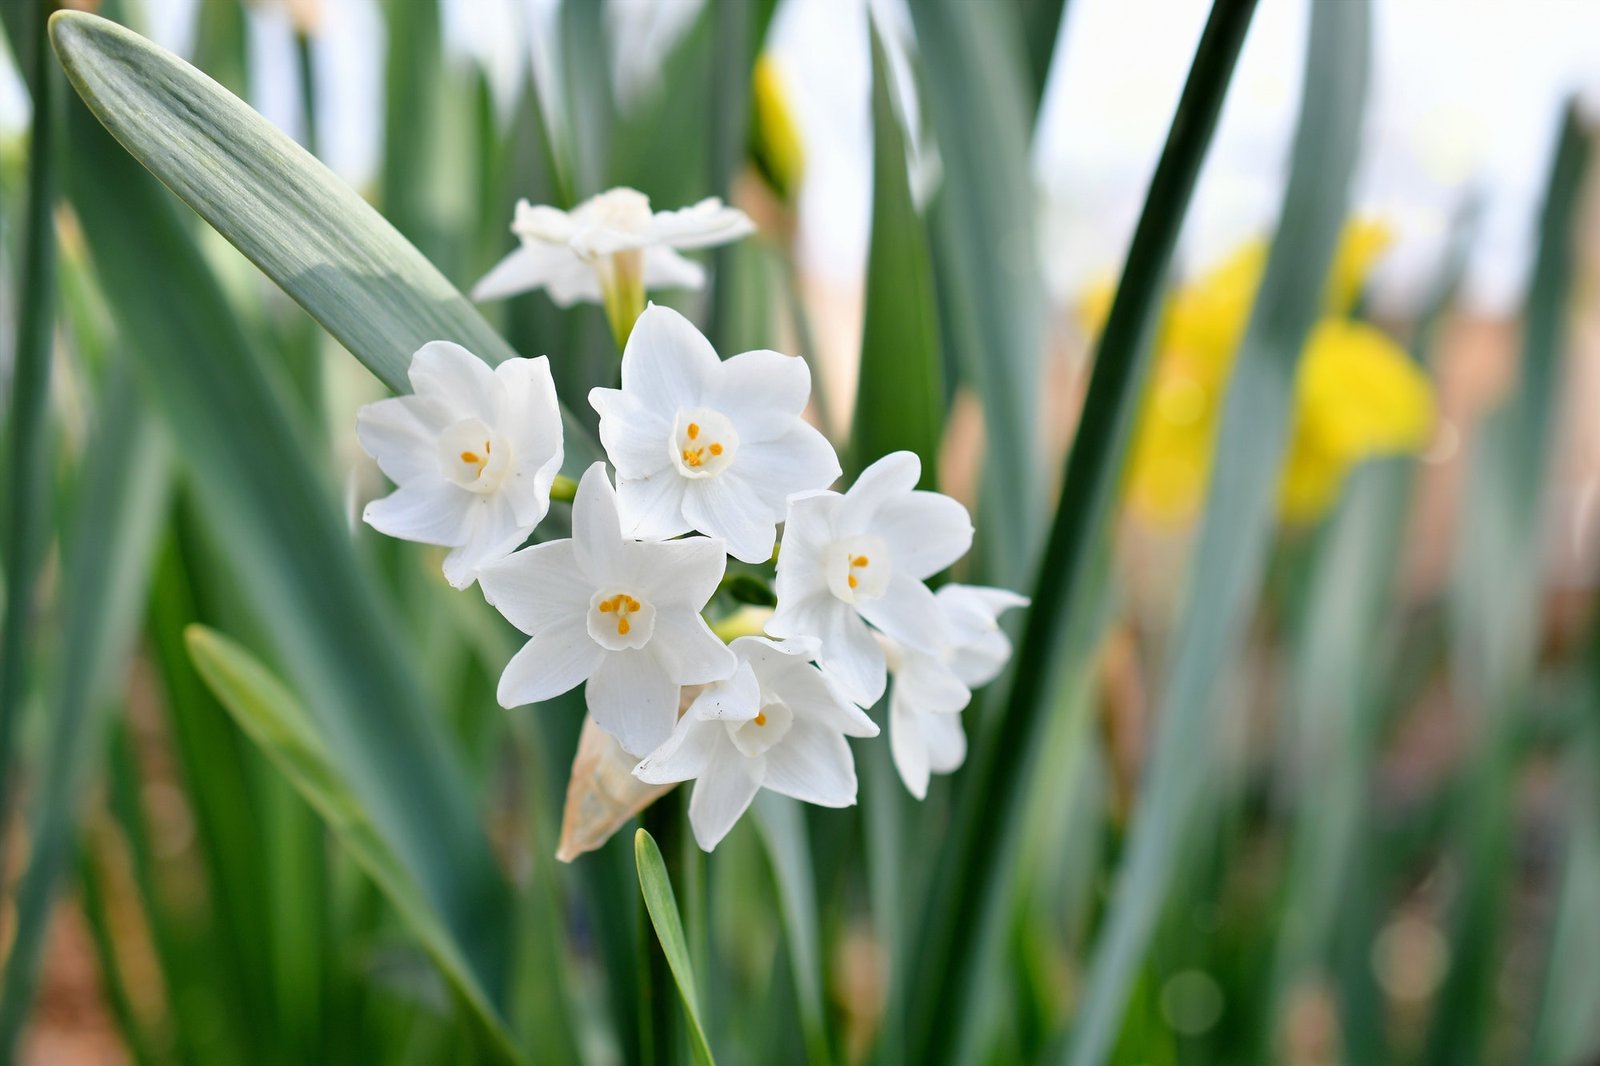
[850,23,944,484]
[46,9,597,463]
[908,0,1045,580]
[905,2,1259,1060]
[0,375,170,1052]
[753,794,831,1066]
[1065,4,1370,1062]
[183,627,521,1064]
[635,828,716,1066]
[58,81,514,1017]
[0,2,58,873]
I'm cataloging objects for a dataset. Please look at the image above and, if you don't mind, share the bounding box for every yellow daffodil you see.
[1081,220,1434,527]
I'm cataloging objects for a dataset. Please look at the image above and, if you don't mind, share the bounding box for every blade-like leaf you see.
[1066,4,1370,1061]
[753,794,830,1066]
[47,9,597,462]
[59,84,514,1014]
[0,378,170,1052]
[905,2,1259,1060]
[184,627,520,1063]
[635,828,716,1066]
[851,23,944,483]
[908,0,1045,581]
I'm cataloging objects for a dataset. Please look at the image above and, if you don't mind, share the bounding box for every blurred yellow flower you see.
[751,55,806,205]
[1080,220,1433,527]
[1277,319,1435,523]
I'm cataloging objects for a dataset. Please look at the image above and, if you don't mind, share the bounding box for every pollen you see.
[709,443,723,456]
[847,575,858,589]
[687,423,700,440]
[597,593,643,636]
[754,711,768,727]
[459,439,491,473]
[852,555,869,567]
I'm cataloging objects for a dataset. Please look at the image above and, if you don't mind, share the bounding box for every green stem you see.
[550,474,578,503]
[0,0,58,886]
[903,2,1259,1061]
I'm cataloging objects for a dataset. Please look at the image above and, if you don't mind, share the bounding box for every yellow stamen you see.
[709,443,723,456]
[460,451,480,465]
[618,617,631,635]
[847,575,858,589]
[687,423,700,440]
[754,711,768,727]
[852,555,869,567]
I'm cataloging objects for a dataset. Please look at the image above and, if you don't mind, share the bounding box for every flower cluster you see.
[358,208,1026,850]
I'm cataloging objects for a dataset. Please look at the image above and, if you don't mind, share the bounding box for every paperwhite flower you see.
[477,463,735,756]
[634,636,878,851]
[589,304,840,563]
[357,341,564,589]
[471,187,754,306]
[766,451,974,707]
[886,585,1029,799]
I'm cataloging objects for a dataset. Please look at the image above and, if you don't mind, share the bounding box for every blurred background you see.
[3,0,1600,1063]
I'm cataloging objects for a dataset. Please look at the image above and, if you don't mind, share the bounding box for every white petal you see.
[620,304,721,413]
[710,349,811,443]
[641,246,706,291]
[472,242,596,303]
[591,387,674,479]
[494,356,566,522]
[364,478,473,547]
[921,709,968,774]
[939,585,1030,644]
[408,341,501,422]
[627,535,726,608]
[511,199,576,243]
[687,660,762,721]
[873,492,974,582]
[616,469,693,541]
[736,423,842,512]
[747,645,878,737]
[890,699,932,800]
[477,539,593,634]
[682,474,778,564]
[633,714,720,784]
[687,749,763,850]
[763,719,857,807]
[498,626,606,707]
[570,462,626,582]
[950,630,1014,689]
[647,197,756,250]
[815,605,888,707]
[836,451,922,534]
[650,607,737,685]
[442,493,528,589]
[858,574,949,655]
[892,649,971,715]
[356,394,448,484]
[586,647,681,756]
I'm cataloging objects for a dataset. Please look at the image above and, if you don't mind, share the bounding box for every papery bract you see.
[357,341,563,589]
[767,451,973,707]
[477,462,735,756]
[633,636,877,851]
[590,304,840,563]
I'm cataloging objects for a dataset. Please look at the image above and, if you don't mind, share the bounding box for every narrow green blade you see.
[635,829,716,1066]
[905,2,1259,1060]
[0,378,170,1052]
[184,627,520,1063]
[47,9,596,461]
[850,23,944,483]
[1066,4,1370,1061]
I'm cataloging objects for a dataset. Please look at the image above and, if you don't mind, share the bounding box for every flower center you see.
[826,534,890,604]
[729,697,792,758]
[669,407,739,479]
[587,589,656,651]
[437,418,511,494]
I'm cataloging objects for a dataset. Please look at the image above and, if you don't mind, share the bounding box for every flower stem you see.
[550,474,578,503]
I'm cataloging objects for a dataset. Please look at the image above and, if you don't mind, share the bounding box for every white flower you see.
[886,585,1029,799]
[476,462,735,756]
[634,636,879,851]
[471,187,755,306]
[589,304,840,563]
[357,342,564,589]
[766,451,974,707]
